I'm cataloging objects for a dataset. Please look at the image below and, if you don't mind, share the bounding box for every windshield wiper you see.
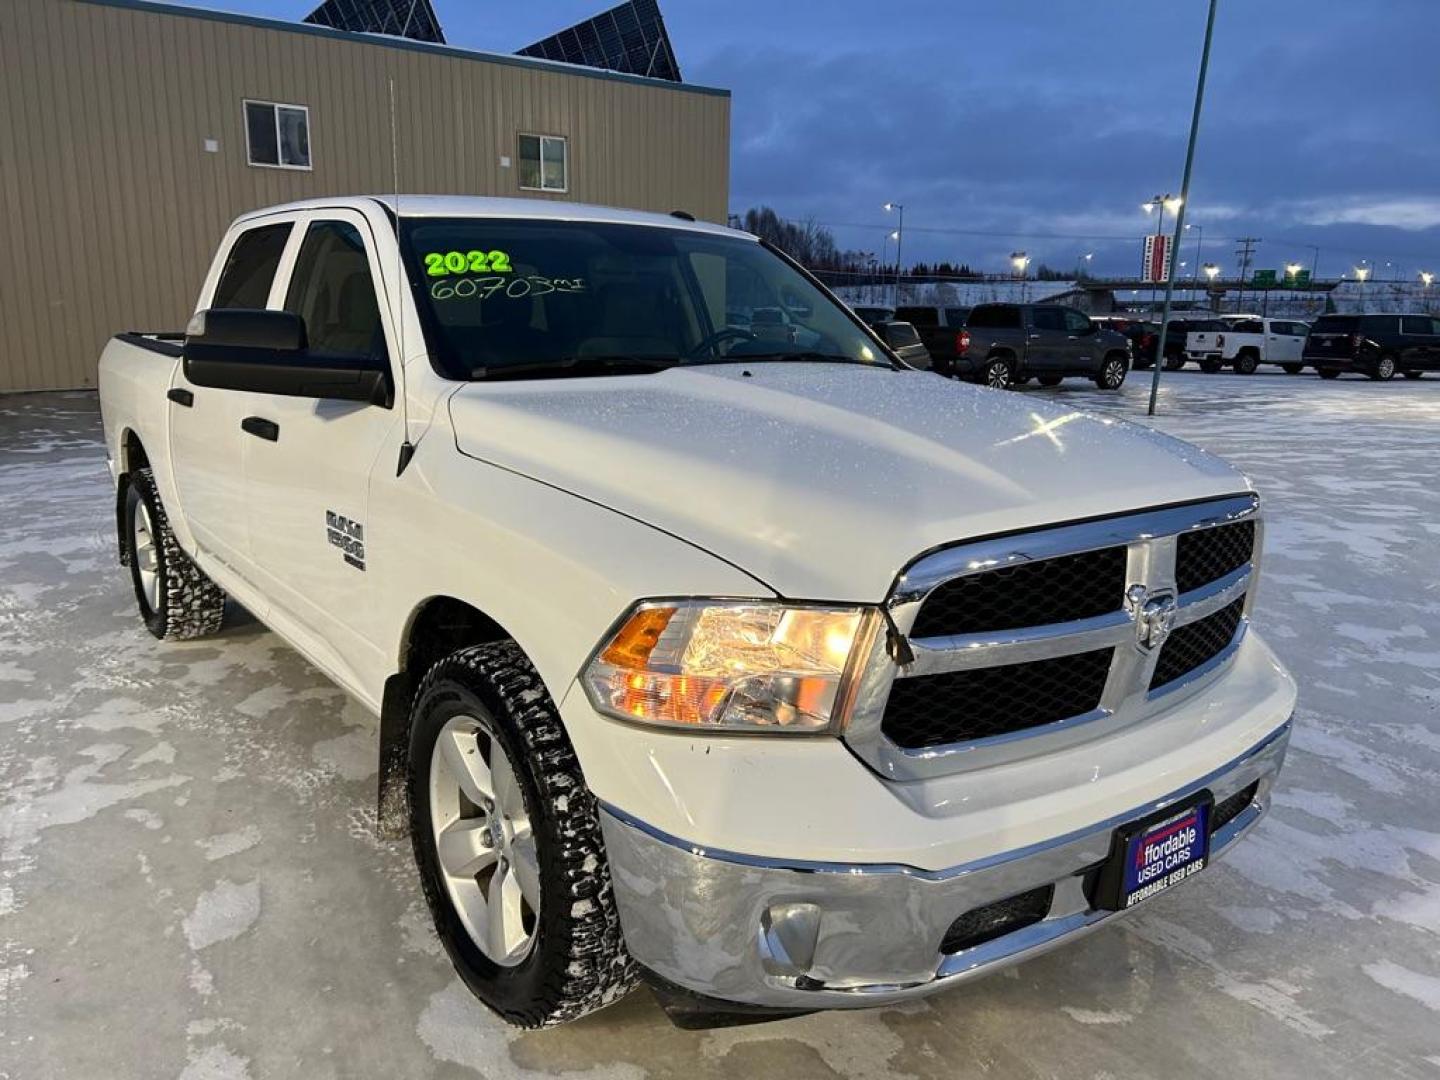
[689,351,880,367]
[471,355,682,381]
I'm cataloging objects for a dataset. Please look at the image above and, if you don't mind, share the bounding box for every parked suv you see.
[894,305,972,377]
[1304,313,1439,380]
[961,303,1131,389]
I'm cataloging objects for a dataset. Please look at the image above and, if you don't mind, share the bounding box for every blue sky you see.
[172,0,1440,278]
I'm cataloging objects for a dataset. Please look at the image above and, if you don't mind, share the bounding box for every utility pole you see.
[1233,236,1260,313]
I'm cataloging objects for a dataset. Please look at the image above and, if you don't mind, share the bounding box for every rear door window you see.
[1063,309,1091,333]
[1030,307,1066,332]
[212,223,293,309]
[967,305,1021,329]
[944,307,970,326]
[1312,316,1358,334]
[1233,319,1264,334]
[1402,316,1432,335]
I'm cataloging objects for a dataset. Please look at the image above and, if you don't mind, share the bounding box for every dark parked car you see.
[849,304,895,328]
[960,303,1132,389]
[893,305,972,377]
[1091,316,1158,368]
[1304,313,1440,380]
[872,320,932,368]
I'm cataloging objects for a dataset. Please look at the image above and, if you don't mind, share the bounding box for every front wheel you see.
[1370,354,1397,381]
[1094,355,1128,390]
[981,356,1013,389]
[1281,364,1303,375]
[123,468,226,640]
[408,642,637,1028]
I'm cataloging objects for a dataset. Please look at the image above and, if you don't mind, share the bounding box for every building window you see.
[244,100,311,170]
[518,134,567,192]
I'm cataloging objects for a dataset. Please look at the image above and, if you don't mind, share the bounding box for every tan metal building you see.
[0,0,731,391]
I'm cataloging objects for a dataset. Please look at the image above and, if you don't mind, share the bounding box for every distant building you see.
[304,0,445,43]
[0,0,730,391]
[517,0,682,83]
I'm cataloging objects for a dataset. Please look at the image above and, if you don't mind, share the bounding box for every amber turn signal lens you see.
[599,606,676,667]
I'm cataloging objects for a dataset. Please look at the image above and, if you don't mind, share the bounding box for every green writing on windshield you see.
[424,250,514,277]
[430,276,587,300]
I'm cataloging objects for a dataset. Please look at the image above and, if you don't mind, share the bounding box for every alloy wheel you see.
[131,500,161,612]
[1376,355,1396,380]
[429,713,540,967]
[1102,359,1126,388]
[985,360,1010,389]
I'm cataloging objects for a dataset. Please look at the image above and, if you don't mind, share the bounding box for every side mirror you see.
[183,309,390,406]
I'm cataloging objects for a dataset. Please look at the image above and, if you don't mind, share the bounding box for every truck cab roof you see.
[234,195,744,240]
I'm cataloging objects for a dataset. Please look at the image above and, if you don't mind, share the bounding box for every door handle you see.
[241,416,279,442]
[167,387,194,408]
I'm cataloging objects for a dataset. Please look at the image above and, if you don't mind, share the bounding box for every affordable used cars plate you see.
[1091,793,1212,910]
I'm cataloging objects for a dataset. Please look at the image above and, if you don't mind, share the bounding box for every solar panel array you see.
[516,0,682,83]
[303,0,446,44]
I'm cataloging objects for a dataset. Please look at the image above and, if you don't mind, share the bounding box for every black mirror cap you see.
[185,308,306,352]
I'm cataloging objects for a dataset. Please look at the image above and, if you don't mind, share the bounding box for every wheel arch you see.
[377,594,529,838]
[114,429,150,565]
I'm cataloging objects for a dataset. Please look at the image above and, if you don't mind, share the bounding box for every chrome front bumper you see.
[599,720,1290,1010]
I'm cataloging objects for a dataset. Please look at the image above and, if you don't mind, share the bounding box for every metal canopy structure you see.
[303,0,445,44]
[516,0,682,83]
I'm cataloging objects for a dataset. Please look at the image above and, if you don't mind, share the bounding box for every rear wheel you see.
[123,468,226,640]
[1037,375,1063,387]
[982,356,1013,389]
[1370,354,1397,381]
[1281,364,1303,375]
[1233,350,1260,375]
[1318,368,1341,380]
[408,642,636,1027]
[1094,355,1128,390]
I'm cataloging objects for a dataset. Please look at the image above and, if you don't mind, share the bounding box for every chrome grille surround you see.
[844,494,1262,781]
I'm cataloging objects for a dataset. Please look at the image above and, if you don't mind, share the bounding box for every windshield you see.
[400,218,889,380]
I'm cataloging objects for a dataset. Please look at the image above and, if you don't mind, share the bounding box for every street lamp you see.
[1285,262,1302,284]
[1354,264,1370,282]
[1422,271,1434,288]
[883,202,904,306]
[1184,222,1203,283]
[1203,263,1220,282]
[1010,251,1030,278]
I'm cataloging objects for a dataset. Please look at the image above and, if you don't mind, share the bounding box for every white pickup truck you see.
[1186,316,1310,375]
[98,197,1295,1029]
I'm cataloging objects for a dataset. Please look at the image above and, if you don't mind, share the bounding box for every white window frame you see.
[243,99,313,172]
[518,133,568,193]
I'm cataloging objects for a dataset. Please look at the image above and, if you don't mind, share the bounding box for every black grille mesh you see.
[941,885,1053,954]
[1176,521,1254,595]
[1211,781,1260,833]
[882,648,1114,749]
[910,546,1127,638]
[1150,598,1245,690]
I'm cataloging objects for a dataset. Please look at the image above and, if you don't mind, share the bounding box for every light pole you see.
[883,202,904,307]
[1355,264,1369,313]
[1146,0,1217,417]
[1077,252,1094,279]
[1185,222,1203,284]
[1143,194,1181,311]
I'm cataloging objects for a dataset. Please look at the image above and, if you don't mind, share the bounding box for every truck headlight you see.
[582,601,880,734]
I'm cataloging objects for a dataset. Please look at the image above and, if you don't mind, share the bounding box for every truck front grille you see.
[910,546,1127,637]
[1176,520,1255,594]
[859,496,1260,773]
[882,648,1114,749]
[1149,597,1246,690]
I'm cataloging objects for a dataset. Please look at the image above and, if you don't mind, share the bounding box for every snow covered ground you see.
[1,376,1438,1078]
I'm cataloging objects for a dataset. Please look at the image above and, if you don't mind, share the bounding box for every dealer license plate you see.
[1091,793,1212,910]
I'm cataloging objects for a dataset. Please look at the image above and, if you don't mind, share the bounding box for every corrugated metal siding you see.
[0,0,731,391]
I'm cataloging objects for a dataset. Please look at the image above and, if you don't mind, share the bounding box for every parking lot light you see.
[1203,263,1220,281]
[1355,265,1370,282]
[1010,251,1030,277]
[1285,262,1302,283]
[883,202,904,306]
[1421,271,1433,288]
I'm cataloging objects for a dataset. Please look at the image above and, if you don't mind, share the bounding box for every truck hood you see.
[448,364,1249,601]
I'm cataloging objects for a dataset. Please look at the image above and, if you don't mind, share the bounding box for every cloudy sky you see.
[176,0,1440,278]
